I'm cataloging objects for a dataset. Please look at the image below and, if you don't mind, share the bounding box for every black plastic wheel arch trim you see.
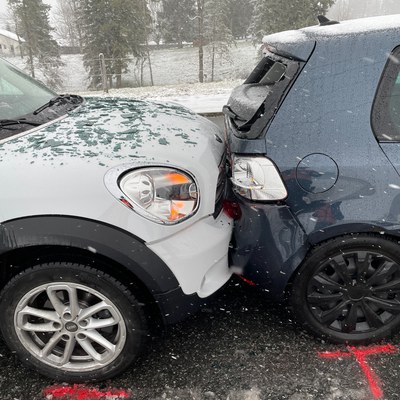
[0,215,179,295]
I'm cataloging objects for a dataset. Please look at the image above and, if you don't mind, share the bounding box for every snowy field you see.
[3,41,259,114]
[4,41,259,92]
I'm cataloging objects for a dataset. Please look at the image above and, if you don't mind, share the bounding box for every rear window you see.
[223,52,303,139]
[372,46,400,142]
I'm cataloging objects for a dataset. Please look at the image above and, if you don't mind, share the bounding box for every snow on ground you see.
[3,40,258,92]
[3,41,258,114]
[76,80,243,114]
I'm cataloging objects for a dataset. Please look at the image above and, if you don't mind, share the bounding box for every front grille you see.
[214,153,227,218]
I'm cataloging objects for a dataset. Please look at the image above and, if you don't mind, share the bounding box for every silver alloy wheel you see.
[14,282,127,372]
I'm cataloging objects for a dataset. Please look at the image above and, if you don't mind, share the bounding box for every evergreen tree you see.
[80,0,149,89]
[158,0,196,47]
[250,0,335,41]
[204,0,234,82]
[194,0,234,83]
[8,0,63,90]
[227,0,254,39]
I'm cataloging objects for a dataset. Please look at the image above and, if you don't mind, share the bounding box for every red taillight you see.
[223,200,242,220]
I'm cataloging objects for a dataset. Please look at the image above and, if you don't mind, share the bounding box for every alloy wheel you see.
[307,250,400,335]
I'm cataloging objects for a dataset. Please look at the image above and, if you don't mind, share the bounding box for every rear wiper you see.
[222,105,246,121]
[0,119,41,128]
[33,94,81,115]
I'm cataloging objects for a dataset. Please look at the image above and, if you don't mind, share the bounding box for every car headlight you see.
[231,156,287,201]
[119,167,199,224]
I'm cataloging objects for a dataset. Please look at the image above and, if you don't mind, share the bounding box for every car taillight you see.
[223,200,242,220]
[231,155,287,201]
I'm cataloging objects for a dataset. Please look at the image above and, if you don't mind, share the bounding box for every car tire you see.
[291,234,400,344]
[0,262,149,382]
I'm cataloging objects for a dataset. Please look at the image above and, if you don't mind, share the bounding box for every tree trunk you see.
[197,0,204,83]
[147,49,154,86]
[116,61,122,88]
[21,1,35,77]
[211,44,215,82]
[211,17,216,82]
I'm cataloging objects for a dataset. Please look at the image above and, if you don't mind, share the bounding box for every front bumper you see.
[147,211,233,298]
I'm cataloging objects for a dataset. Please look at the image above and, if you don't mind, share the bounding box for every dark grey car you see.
[224,15,400,344]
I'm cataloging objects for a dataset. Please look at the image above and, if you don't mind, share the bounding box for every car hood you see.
[0,97,226,241]
[0,97,224,168]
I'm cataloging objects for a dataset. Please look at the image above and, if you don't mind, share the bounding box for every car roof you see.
[262,14,400,61]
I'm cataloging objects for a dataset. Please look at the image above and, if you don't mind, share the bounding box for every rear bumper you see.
[230,198,309,299]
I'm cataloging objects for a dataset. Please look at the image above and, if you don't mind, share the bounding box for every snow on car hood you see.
[0,97,226,239]
[0,97,224,168]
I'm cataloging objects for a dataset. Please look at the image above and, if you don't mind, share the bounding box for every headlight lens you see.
[231,156,287,201]
[119,167,199,224]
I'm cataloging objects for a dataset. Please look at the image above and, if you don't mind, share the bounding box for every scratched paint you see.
[318,344,397,399]
[43,384,132,400]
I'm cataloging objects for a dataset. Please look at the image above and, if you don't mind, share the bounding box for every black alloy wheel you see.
[291,235,400,344]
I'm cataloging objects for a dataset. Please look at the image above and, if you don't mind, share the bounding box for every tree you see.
[194,0,234,83]
[196,0,205,82]
[205,0,234,82]
[227,0,254,39]
[327,0,352,20]
[53,0,83,50]
[8,0,63,90]
[381,0,400,15]
[80,0,149,89]
[250,0,336,41]
[158,0,196,47]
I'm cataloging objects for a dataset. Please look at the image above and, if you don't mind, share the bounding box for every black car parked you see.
[224,15,400,344]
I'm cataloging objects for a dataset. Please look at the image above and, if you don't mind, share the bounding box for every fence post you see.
[99,53,108,93]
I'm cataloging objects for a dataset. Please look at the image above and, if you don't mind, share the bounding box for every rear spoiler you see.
[262,30,315,62]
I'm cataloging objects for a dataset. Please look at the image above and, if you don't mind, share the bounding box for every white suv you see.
[0,58,232,381]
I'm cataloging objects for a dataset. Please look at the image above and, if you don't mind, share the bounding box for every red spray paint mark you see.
[43,384,132,400]
[237,274,257,286]
[318,344,397,399]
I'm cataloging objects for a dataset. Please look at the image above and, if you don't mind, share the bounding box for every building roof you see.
[0,28,25,43]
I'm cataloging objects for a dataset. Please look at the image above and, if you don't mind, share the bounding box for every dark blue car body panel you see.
[227,16,400,298]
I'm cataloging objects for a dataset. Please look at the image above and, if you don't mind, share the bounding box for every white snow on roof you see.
[263,14,400,45]
[0,29,24,42]
[302,14,400,36]
[262,30,308,45]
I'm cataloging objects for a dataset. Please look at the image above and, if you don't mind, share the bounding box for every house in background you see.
[0,29,24,56]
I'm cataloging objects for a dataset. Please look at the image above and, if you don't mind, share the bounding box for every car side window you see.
[372,46,400,142]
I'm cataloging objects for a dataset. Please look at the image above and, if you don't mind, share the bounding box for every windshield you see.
[0,58,56,120]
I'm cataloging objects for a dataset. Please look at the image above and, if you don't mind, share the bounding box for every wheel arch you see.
[294,221,400,286]
[0,215,182,328]
[307,221,400,246]
[285,227,400,297]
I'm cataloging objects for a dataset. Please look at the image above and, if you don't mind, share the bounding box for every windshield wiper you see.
[33,94,81,115]
[0,119,41,128]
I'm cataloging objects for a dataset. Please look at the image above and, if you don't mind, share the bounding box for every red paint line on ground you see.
[318,344,397,399]
[237,275,257,286]
[43,384,131,400]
